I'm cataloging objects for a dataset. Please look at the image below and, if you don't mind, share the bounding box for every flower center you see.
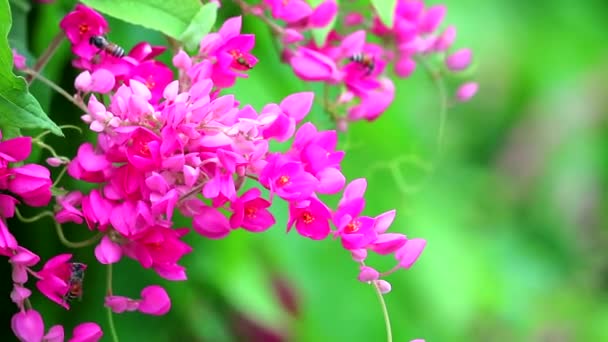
[138,140,151,157]
[301,212,314,224]
[245,206,257,218]
[145,76,156,90]
[344,219,361,234]
[78,24,89,35]
[276,175,290,186]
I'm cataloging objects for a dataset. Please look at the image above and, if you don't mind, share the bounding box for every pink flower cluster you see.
[238,0,477,127]
[0,132,103,341]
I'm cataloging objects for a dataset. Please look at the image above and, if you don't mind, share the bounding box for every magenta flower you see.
[456,82,478,102]
[395,238,426,268]
[69,322,103,342]
[0,218,18,254]
[94,236,122,264]
[0,134,32,165]
[289,47,339,81]
[54,191,84,224]
[193,206,232,239]
[445,48,473,71]
[367,233,407,255]
[67,143,111,182]
[129,61,174,103]
[308,0,338,28]
[212,34,258,88]
[35,254,75,309]
[11,309,44,342]
[12,48,26,70]
[265,0,312,23]
[105,285,171,316]
[124,127,162,172]
[261,156,318,201]
[229,188,275,232]
[348,77,395,121]
[287,197,332,240]
[122,226,192,280]
[74,69,115,93]
[8,164,52,207]
[59,4,108,59]
[10,247,40,283]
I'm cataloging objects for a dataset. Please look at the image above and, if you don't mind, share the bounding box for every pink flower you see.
[261,156,318,201]
[69,322,103,342]
[287,197,332,240]
[105,285,171,316]
[456,82,478,102]
[445,48,472,71]
[67,143,111,182]
[0,219,18,253]
[212,34,258,88]
[357,266,380,282]
[12,49,26,70]
[418,5,446,34]
[59,4,108,59]
[367,233,407,255]
[308,0,338,28]
[193,206,232,239]
[0,135,32,164]
[11,309,44,342]
[138,285,171,315]
[74,69,115,93]
[8,164,52,207]
[375,279,392,294]
[265,0,312,23]
[129,61,174,103]
[229,188,275,232]
[35,254,74,309]
[94,236,122,264]
[289,47,339,81]
[10,247,40,283]
[395,238,426,268]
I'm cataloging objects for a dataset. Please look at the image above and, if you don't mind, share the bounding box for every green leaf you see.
[0,0,62,136]
[370,0,397,28]
[80,0,202,39]
[178,2,218,51]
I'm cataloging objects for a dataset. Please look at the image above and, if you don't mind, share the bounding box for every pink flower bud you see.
[445,48,472,71]
[74,71,93,92]
[358,266,380,282]
[46,157,66,167]
[138,285,171,316]
[282,29,304,44]
[367,233,407,254]
[375,280,392,294]
[172,49,192,70]
[419,5,446,34]
[193,206,232,239]
[94,236,122,264]
[434,26,457,51]
[396,238,426,269]
[344,12,364,26]
[69,322,103,342]
[10,286,31,307]
[455,82,478,102]
[351,249,367,262]
[12,49,26,70]
[44,325,64,342]
[90,69,115,93]
[395,57,416,78]
[105,295,139,313]
[11,309,44,342]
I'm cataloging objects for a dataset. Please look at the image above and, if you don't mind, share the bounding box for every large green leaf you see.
[80,0,201,39]
[0,0,62,137]
[179,2,218,51]
[370,0,397,28]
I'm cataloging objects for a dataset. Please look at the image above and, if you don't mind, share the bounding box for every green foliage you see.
[0,0,61,137]
[179,2,218,52]
[370,0,397,28]
[80,0,202,39]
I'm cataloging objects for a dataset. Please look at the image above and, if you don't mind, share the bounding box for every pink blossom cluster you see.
[0,133,103,341]
[238,0,477,127]
[15,2,427,335]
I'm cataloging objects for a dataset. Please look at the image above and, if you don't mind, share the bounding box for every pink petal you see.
[357,266,379,282]
[69,322,103,342]
[396,238,426,269]
[192,207,231,239]
[138,285,171,315]
[11,309,44,342]
[44,325,65,342]
[94,236,123,264]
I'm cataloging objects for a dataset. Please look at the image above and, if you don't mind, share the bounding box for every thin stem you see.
[35,125,82,141]
[106,264,120,342]
[26,32,65,84]
[233,0,284,35]
[34,140,59,159]
[14,209,102,248]
[373,281,393,342]
[21,68,89,114]
[415,56,448,154]
[52,166,68,187]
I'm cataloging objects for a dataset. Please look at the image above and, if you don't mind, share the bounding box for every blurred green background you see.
[3,0,608,341]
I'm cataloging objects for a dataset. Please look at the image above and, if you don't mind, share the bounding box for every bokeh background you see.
[3,0,608,341]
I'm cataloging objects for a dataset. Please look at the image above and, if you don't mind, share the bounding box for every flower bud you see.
[455,82,478,102]
[445,48,472,71]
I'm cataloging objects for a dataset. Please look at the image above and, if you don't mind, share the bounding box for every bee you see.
[63,262,87,303]
[236,56,254,69]
[89,35,125,58]
[348,53,375,75]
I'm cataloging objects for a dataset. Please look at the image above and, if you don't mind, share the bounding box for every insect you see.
[235,56,254,69]
[348,53,375,75]
[89,35,125,58]
[63,262,87,303]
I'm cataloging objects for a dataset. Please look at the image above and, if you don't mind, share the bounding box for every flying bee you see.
[348,53,375,76]
[63,262,87,303]
[89,35,125,58]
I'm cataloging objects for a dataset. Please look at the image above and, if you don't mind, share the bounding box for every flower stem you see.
[415,56,448,154]
[106,263,120,342]
[373,281,393,342]
[21,68,89,114]
[14,209,102,248]
[26,31,65,85]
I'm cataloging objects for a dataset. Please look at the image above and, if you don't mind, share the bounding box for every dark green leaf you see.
[179,2,218,51]
[0,0,62,136]
[370,0,397,28]
[80,0,202,39]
